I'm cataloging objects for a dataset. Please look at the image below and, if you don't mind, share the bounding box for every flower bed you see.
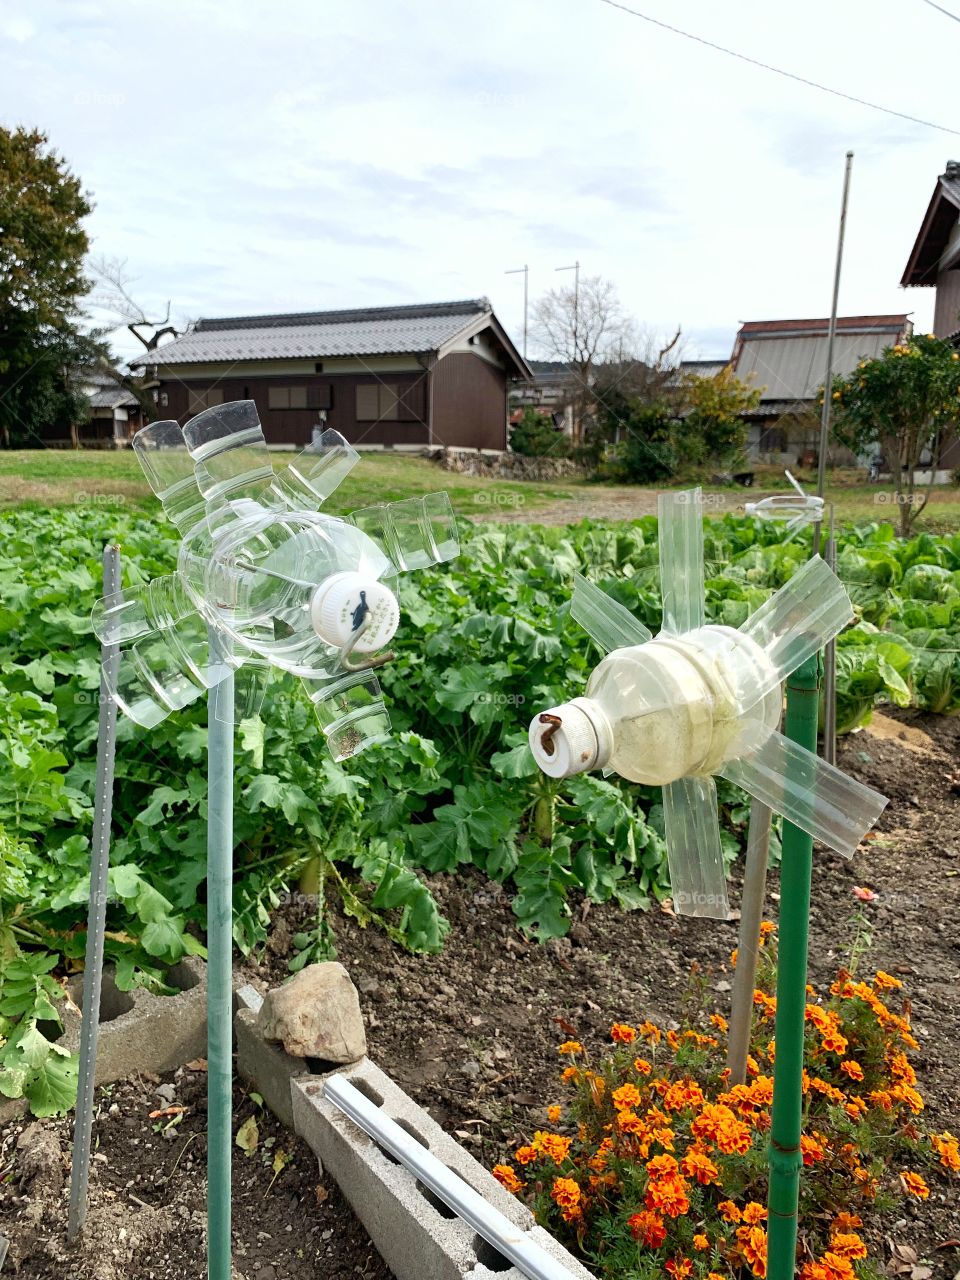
[493,929,959,1279]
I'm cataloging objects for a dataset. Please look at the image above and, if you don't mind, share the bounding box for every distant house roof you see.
[678,358,729,378]
[731,314,911,404]
[131,298,531,378]
[901,162,960,287]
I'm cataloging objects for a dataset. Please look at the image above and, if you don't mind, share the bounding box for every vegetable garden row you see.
[1,504,959,1115]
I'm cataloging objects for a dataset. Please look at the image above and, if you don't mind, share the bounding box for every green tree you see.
[0,127,95,447]
[829,333,960,534]
[596,392,677,482]
[509,407,569,458]
[680,366,760,467]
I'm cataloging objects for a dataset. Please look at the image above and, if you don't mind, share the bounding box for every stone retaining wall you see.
[435,448,586,482]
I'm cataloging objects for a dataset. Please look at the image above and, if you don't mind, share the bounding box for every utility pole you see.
[814,152,854,527]
[555,261,580,356]
[505,265,529,359]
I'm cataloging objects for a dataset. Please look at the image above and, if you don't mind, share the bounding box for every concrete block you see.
[288,1058,594,1280]
[0,958,207,1124]
[235,1007,309,1132]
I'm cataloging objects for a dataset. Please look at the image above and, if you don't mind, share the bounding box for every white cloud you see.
[1,0,946,361]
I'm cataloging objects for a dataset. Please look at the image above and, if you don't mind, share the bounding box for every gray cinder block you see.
[287,1058,594,1280]
[235,1006,310,1131]
[0,957,208,1124]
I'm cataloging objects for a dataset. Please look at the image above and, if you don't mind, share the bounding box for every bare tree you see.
[88,255,185,423]
[531,275,636,444]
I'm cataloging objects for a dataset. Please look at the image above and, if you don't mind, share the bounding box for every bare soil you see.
[3,708,958,1278]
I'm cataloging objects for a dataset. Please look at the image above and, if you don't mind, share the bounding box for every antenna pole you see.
[207,629,235,1280]
[813,151,853,548]
[505,265,529,359]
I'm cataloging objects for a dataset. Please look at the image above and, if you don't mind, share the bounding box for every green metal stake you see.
[767,654,819,1279]
[207,629,234,1280]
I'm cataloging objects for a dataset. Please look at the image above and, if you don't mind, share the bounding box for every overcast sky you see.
[2,0,956,363]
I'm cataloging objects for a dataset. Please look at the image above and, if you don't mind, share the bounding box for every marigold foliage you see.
[495,934,954,1279]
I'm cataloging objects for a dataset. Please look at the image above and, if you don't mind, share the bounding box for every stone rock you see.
[16,1122,64,1193]
[256,963,366,1063]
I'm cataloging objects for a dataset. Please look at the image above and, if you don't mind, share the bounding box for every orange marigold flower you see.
[873,969,902,991]
[693,1233,709,1251]
[891,1082,924,1114]
[557,1041,583,1056]
[736,1224,768,1278]
[633,1057,652,1075]
[817,1251,856,1280]
[492,1164,524,1194]
[645,1151,679,1179]
[628,1208,666,1247]
[831,1211,863,1231]
[759,920,776,938]
[533,1131,571,1164]
[710,1012,729,1033]
[610,1022,637,1044]
[900,1170,929,1199]
[514,1145,537,1165]
[665,1260,692,1279]
[730,947,739,967]
[718,1198,741,1223]
[821,1030,849,1055]
[650,1126,675,1151]
[681,1149,719,1185]
[869,1088,893,1112]
[932,1131,960,1172]
[645,1174,690,1217]
[742,1201,767,1225]
[639,1020,662,1044]
[800,1133,826,1165]
[546,1104,561,1125]
[616,1109,646,1136]
[550,1176,581,1209]
[561,1065,579,1082]
[665,1029,680,1052]
[612,1083,642,1112]
[839,1059,863,1081]
[663,1078,705,1112]
[748,1075,774,1107]
[829,1232,867,1260]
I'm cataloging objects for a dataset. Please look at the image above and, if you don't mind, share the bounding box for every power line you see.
[920,0,960,24]
[595,0,960,137]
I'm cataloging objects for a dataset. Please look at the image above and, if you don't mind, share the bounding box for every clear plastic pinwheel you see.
[744,470,825,543]
[92,400,459,761]
[527,487,887,920]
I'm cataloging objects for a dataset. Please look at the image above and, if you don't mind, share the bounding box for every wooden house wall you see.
[430,352,507,449]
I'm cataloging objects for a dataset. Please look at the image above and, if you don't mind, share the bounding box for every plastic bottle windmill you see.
[744,470,825,543]
[92,400,459,750]
[527,488,887,919]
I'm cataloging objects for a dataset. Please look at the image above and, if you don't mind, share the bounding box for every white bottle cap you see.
[528,697,610,779]
[310,571,399,654]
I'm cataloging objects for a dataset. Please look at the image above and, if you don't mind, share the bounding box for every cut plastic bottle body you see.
[96,400,460,752]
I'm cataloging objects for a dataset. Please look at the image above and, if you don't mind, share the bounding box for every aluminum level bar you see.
[323,1075,578,1280]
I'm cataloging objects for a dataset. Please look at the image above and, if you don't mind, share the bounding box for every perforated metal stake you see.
[68,544,122,1241]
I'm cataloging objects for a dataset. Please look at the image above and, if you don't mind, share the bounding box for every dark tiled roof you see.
[131,300,494,367]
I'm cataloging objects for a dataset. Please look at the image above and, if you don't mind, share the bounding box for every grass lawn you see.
[1,448,958,532]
